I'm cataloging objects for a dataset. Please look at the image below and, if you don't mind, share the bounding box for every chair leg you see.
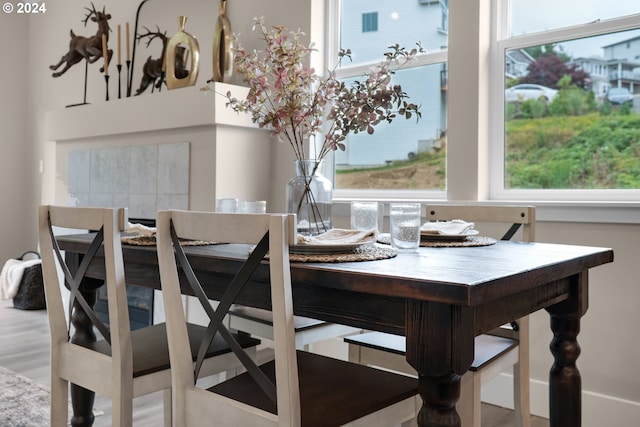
[163,388,171,427]
[111,390,133,427]
[50,376,69,427]
[347,342,362,364]
[399,395,421,427]
[514,317,531,427]
[457,371,478,427]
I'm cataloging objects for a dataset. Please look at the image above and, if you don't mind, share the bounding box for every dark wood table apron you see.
[58,235,613,427]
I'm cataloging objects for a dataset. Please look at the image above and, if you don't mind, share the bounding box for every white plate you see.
[290,239,375,254]
[420,229,479,241]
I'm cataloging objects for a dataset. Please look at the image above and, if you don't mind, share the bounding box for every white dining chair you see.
[156,209,420,427]
[345,203,535,427]
[38,205,260,427]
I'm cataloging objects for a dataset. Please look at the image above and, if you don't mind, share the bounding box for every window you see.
[328,0,640,203]
[333,0,448,198]
[362,12,378,33]
[494,1,640,196]
[440,0,448,32]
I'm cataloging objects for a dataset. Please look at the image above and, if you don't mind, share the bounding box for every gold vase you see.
[165,16,200,90]
[211,0,233,82]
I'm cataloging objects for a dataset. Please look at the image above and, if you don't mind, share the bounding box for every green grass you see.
[336,108,640,190]
[506,112,640,189]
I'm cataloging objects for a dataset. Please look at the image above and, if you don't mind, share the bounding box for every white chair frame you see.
[157,210,419,427]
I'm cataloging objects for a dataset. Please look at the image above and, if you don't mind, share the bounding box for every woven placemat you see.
[377,233,497,248]
[420,236,497,247]
[289,244,397,263]
[287,244,398,263]
[121,235,217,246]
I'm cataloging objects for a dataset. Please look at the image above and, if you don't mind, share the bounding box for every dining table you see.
[57,233,613,427]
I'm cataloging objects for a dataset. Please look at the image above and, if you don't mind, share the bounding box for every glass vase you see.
[287,159,332,236]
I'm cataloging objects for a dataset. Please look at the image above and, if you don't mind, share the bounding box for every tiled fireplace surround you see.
[67,142,190,219]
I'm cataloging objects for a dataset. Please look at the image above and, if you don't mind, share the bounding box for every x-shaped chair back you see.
[39,206,128,349]
[156,210,297,411]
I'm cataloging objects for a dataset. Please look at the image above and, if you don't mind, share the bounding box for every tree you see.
[520,54,589,89]
[525,43,571,62]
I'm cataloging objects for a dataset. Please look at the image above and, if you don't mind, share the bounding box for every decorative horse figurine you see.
[50,2,112,77]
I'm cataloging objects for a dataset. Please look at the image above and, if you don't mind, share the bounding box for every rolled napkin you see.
[296,228,377,245]
[126,222,156,236]
[420,219,475,235]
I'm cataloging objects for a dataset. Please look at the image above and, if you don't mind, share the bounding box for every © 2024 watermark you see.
[2,2,46,14]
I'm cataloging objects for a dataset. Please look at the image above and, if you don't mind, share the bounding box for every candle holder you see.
[117,64,122,98]
[126,60,132,97]
[104,74,110,101]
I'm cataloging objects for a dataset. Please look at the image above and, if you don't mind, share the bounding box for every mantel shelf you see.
[45,82,256,142]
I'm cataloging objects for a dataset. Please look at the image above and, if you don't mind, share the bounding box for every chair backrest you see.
[425,203,535,243]
[155,210,298,425]
[425,203,535,340]
[38,205,129,363]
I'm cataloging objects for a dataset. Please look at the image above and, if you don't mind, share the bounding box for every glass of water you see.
[389,203,421,251]
[350,201,379,232]
[215,198,239,213]
[240,200,267,213]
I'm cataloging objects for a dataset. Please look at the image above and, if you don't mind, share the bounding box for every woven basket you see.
[13,251,46,310]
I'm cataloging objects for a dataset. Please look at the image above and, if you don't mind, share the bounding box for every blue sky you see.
[511,3,640,59]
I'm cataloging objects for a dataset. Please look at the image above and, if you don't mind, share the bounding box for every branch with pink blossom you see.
[203,16,423,166]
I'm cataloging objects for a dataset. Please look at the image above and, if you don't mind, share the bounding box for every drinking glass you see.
[215,198,238,213]
[240,200,267,213]
[350,201,379,232]
[389,203,421,251]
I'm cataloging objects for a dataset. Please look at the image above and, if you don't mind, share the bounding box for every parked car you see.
[505,84,558,103]
[606,87,634,105]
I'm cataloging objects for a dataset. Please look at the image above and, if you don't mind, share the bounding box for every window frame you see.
[325,0,640,222]
[490,6,640,203]
[327,0,448,202]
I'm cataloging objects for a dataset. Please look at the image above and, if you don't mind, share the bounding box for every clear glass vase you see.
[286,159,332,236]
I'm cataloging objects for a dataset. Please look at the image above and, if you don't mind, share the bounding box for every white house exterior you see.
[572,35,640,97]
[334,0,448,167]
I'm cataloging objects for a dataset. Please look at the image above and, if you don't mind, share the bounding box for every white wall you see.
[0,11,32,261]
[3,1,639,425]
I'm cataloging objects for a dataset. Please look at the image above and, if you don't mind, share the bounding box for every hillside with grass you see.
[336,109,640,190]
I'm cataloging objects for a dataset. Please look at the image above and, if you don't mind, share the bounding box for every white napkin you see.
[126,222,156,236]
[296,228,377,245]
[420,219,475,235]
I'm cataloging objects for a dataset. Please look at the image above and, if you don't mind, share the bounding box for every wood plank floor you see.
[0,299,549,426]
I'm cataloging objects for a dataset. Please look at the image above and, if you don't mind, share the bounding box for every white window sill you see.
[332,198,640,224]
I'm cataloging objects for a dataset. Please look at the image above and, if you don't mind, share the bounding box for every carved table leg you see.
[546,273,588,427]
[66,252,103,427]
[69,287,98,427]
[548,313,581,427]
[416,373,462,427]
[406,300,474,427]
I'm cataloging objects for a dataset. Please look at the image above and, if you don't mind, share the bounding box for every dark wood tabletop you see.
[58,234,613,427]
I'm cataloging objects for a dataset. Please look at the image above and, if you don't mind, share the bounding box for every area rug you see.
[0,365,50,426]
[0,366,103,426]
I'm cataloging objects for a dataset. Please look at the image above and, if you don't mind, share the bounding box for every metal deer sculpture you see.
[135,27,190,95]
[134,27,169,95]
[50,2,112,77]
